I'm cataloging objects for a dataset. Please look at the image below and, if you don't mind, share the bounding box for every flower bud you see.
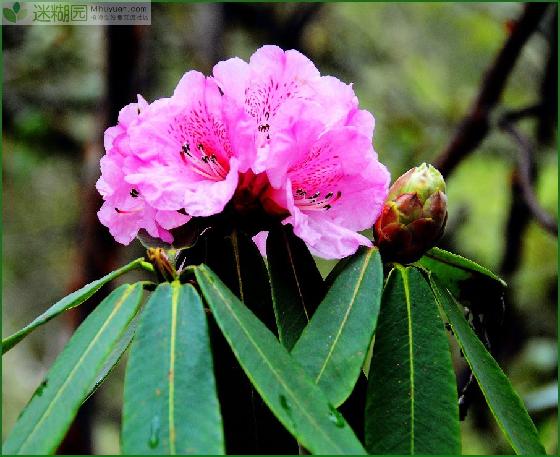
[374,163,448,263]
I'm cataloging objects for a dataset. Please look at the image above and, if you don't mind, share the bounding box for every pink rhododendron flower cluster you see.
[97,45,390,259]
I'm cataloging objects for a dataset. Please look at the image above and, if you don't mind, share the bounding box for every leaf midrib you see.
[18,285,135,453]
[401,268,415,454]
[168,283,179,454]
[199,267,354,455]
[314,249,373,383]
[425,249,505,285]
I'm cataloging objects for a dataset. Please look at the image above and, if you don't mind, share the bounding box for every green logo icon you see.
[3,2,28,23]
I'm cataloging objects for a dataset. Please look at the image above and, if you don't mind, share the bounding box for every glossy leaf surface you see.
[292,247,383,407]
[196,264,366,455]
[432,278,546,455]
[122,282,223,455]
[3,284,143,454]
[365,267,460,454]
[418,247,506,298]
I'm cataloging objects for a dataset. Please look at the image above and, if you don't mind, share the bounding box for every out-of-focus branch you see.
[498,117,558,236]
[537,5,557,144]
[223,3,322,53]
[434,3,549,178]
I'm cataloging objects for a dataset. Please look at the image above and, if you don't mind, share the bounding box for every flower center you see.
[179,142,228,181]
[293,188,342,211]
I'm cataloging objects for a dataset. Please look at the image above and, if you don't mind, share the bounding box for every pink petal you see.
[252,231,269,257]
[98,202,140,245]
[155,210,191,230]
[212,57,250,105]
[183,157,240,217]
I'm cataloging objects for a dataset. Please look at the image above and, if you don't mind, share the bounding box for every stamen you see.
[115,207,142,214]
[130,188,139,198]
[294,188,342,212]
[178,142,227,181]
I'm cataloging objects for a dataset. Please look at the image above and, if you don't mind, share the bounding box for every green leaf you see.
[3,8,16,23]
[201,229,294,453]
[13,2,20,13]
[122,282,223,455]
[2,284,143,454]
[84,313,140,403]
[195,265,367,455]
[431,278,546,455]
[2,258,152,354]
[291,247,383,407]
[205,229,277,332]
[418,247,506,297]
[365,266,460,454]
[267,225,325,349]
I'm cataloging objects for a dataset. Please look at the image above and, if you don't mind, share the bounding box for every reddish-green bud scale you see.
[374,163,448,264]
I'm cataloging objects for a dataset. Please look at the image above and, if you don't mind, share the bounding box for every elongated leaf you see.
[206,229,276,332]
[2,283,143,454]
[199,229,294,453]
[2,258,151,354]
[365,266,460,454]
[84,313,140,403]
[291,247,383,407]
[418,247,506,297]
[267,225,325,350]
[431,278,546,455]
[122,282,223,455]
[420,248,506,287]
[196,264,366,455]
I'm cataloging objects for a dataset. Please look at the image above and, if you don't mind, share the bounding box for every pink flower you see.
[97,97,189,245]
[258,101,390,259]
[213,45,375,172]
[213,45,389,258]
[97,45,391,258]
[124,71,252,218]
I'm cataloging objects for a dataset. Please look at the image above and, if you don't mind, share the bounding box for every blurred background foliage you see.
[2,2,557,454]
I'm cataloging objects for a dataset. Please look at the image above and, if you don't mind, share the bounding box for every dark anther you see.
[130,188,139,198]
[115,208,123,213]
[324,204,332,210]
[311,191,321,199]
[325,192,334,199]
